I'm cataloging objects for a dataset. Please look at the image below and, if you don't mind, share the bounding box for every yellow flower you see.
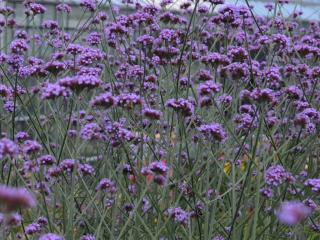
[241,160,247,172]
[224,162,231,175]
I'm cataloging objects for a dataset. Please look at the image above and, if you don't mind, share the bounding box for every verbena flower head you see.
[25,222,41,235]
[16,131,30,142]
[304,178,320,192]
[0,185,36,212]
[142,108,162,120]
[303,198,317,211]
[79,163,95,176]
[149,161,168,175]
[60,159,78,173]
[166,98,194,116]
[56,3,72,13]
[167,207,190,226]
[198,123,227,143]
[250,88,275,103]
[39,233,64,240]
[90,93,115,108]
[66,44,83,55]
[37,154,56,166]
[96,178,117,194]
[77,47,105,66]
[198,81,221,96]
[44,61,66,74]
[116,93,143,109]
[160,0,173,7]
[27,3,46,16]
[0,138,19,159]
[87,32,101,46]
[42,20,59,30]
[80,234,96,240]
[80,0,97,12]
[276,201,311,225]
[41,83,71,100]
[5,213,22,226]
[22,140,42,155]
[265,165,288,187]
[10,39,28,54]
[260,187,273,198]
[37,216,48,227]
[58,75,101,91]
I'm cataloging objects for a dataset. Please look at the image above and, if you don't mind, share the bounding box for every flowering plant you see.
[0,0,319,239]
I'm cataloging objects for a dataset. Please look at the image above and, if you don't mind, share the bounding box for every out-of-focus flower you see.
[0,138,19,159]
[276,201,311,225]
[0,185,36,212]
[39,233,64,240]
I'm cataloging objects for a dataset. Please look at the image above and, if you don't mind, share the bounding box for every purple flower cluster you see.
[25,222,42,235]
[116,93,143,109]
[22,140,42,155]
[304,178,320,192]
[166,98,194,116]
[80,123,104,141]
[167,207,190,226]
[39,233,64,240]
[142,108,162,120]
[41,83,71,100]
[26,3,46,16]
[10,39,28,54]
[37,155,56,166]
[96,178,117,194]
[142,161,169,186]
[58,75,101,91]
[80,0,97,12]
[264,165,290,187]
[80,234,96,240]
[276,201,311,225]
[60,159,78,173]
[90,92,116,108]
[198,123,227,143]
[198,81,221,96]
[0,138,19,159]
[56,3,72,13]
[0,185,36,212]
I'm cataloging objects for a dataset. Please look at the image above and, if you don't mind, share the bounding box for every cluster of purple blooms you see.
[198,123,227,143]
[141,161,169,186]
[166,98,195,116]
[264,165,292,187]
[167,207,190,226]
[276,201,312,226]
[1,0,320,238]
